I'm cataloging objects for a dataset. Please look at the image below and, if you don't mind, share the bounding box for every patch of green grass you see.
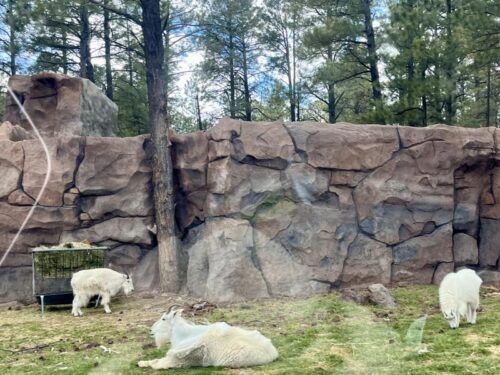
[0,286,499,374]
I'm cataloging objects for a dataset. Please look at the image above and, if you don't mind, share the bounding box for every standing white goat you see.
[71,268,134,317]
[439,268,482,328]
[138,306,278,369]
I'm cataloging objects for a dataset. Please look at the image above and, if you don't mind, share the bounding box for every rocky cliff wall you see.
[1,75,499,303]
[0,126,157,303]
[173,119,500,302]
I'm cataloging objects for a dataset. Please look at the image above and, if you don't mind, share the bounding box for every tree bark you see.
[140,0,180,292]
[79,3,95,81]
[327,46,336,123]
[8,0,16,75]
[362,0,382,102]
[196,92,203,131]
[103,1,113,99]
[241,39,252,121]
[62,30,68,74]
[444,0,456,124]
[486,62,491,127]
[228,29,236,118]
[421,65,427,127]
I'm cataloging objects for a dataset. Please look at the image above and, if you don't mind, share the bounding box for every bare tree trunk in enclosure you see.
[104,0,113,99]
[140,0,180,292]
[8,0,16,75]
[79,4,95,81]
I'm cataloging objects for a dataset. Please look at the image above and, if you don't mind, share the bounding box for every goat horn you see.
[167,304,183,313]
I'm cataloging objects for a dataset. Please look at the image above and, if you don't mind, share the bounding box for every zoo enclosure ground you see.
[0,285,499,374]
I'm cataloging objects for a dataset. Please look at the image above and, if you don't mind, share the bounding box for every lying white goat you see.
[138,306,278,369]
[71,268,134,316]
[439,268,482,328]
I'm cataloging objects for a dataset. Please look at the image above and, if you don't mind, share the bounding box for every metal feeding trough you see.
[31,246,108,313]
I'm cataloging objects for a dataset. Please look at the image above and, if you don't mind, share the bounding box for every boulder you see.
[341,234,392,286]
[186,218,269,303]
[206,117,241,141]
[453,233,479,266]
[367,284,397,308]
[61,217,154,245]
[354,153,454,245]
[0,203,79,232]
[253,199,358,296]
[172,131,208,170]
[392,224,454,284]
[453,163,490,235]
[22,137,81,206]
[131,248,159,292]
[285,122,399,170]
[80,176,153,220]
[4,73,117,137]
[232,121,295,168]
[205,158,282,217]
[76,136,150,195]
[478,219,500,267]
[107,244,143,267]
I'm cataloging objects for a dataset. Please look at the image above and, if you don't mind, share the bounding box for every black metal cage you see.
[31,246,108,308]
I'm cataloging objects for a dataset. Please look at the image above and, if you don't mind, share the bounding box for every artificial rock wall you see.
[1,73,500,304]
[174,119,500,302]
[0,74,155,303]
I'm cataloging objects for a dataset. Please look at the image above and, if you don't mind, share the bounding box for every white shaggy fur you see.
[138,307,278,369]
[439,268,482,328]
[71,268,134,317]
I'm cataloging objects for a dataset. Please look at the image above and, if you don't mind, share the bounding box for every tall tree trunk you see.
[444,0,456,124]
[241,40,252,121]
[126,21,134,86]
[296,83,301,121]
[285,34,295,122]
[327,82,336,123]
[163,1,171,100]
[62,30,68,74]
[7,0,16,75]
[327,46,336,123]
[362,0,383,104]
[79,3,94,81]
[292,20,298,122]
[486,62,491,127]
[228,29,236,118]
[196,92,203,131]
[103,1,113,99]
[140,0,180,292]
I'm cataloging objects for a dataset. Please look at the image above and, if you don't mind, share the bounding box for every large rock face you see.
[0,114,152,304]
[2,93,500,304]
[3,73,117,137]
[174,120,500,301]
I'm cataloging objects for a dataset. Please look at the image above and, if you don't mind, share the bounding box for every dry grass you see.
[0,285,499,374]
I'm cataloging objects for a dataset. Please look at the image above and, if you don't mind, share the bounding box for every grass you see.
[0,285,499,374]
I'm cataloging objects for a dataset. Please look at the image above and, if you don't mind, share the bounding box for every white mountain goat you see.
[138,306,278,369]
[439,268,482,328]
[71,268,134,316]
